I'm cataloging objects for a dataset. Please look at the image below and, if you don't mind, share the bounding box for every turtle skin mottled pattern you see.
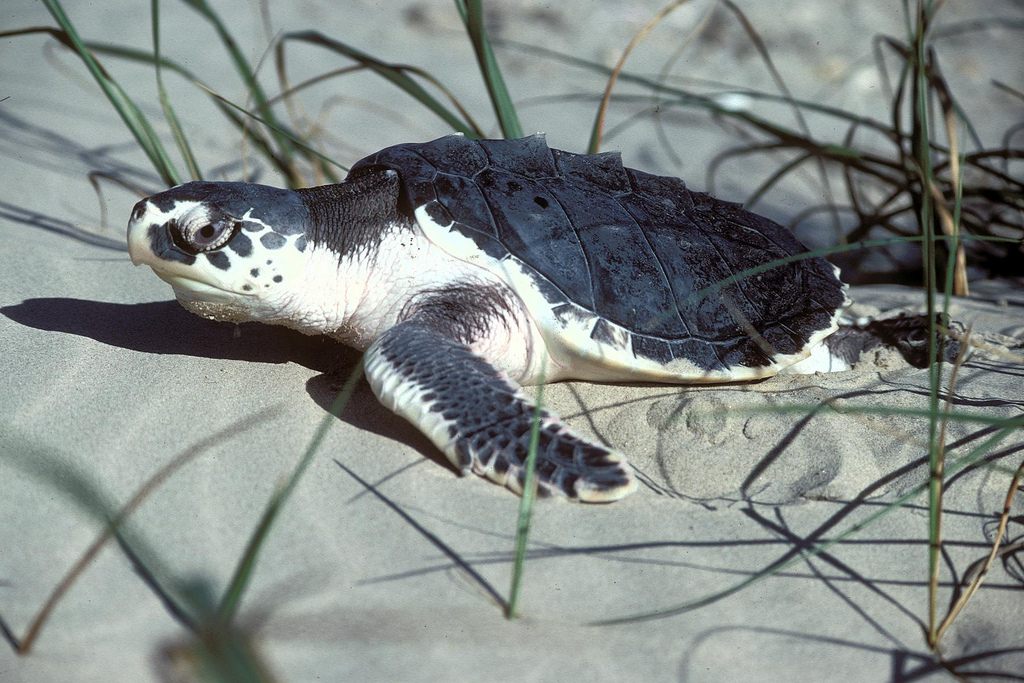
[365,320,635,501]
[350,134,846,374]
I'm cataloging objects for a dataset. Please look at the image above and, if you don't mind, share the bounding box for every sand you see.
[2,1,1022,681]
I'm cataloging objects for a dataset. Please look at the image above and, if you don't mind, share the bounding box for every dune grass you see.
[2,0,1021,678]
[572,2,1022,657]
[1,2,537,676]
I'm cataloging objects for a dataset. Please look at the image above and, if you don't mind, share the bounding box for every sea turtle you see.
[126,133,853,503]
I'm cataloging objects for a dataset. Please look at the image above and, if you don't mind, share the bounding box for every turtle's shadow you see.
[2,296,450,472]
[305,373,455,475]
[2,297,341,372]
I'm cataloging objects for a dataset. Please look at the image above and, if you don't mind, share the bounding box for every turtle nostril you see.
[131,200,148,223]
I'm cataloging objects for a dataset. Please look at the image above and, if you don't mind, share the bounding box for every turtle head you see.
[127,181,313,325]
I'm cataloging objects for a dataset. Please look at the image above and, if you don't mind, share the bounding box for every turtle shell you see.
[349,134,848,381]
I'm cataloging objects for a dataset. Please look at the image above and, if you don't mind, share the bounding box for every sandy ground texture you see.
[2,1,1023,681]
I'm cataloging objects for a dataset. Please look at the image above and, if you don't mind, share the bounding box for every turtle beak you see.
[126,199,152,266]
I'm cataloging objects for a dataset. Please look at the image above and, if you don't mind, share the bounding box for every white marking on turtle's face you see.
[127,193,311,324]
[129,188,499,350]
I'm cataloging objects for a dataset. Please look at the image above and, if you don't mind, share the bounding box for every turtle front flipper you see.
[363,320,636,502]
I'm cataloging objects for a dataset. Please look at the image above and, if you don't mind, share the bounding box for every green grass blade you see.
[588,0,693,154]
[906,0,944,645]
[0,434,190,647]
[279,31,479,138]
[602,232,1014,335]
[635,232,1010,335]
[592,420,1022,625]
[0,409,282,652]
[179,0,298,182]
[504,39,902,140]
[720,0,841,238]
[647,402,1024,429]
[19,30,306,179]
[269,59,485,142]
[85,39,296,178]
[152,0,202,180]
[217,362,363,624]
[39,0,181,186]
[456,0,523,139]
[197,83,347,174]
[743,151,814,210]
[507,365,546,619]
[499,40,896,164]
[111,78,186,182]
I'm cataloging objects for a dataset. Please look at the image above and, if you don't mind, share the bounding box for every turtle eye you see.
[180,217,238,253]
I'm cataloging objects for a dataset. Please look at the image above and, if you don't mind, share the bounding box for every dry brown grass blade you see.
[11,408,279,654]
[267,62,483,135]
[926,324,971,646]
[270,36,333,186]
[87,171,151,230]
[930,48,969,296]
[315,95,439,144]
[705,143,786,194]
[267,65,366,109]
[720,0,842,241]
[992,79,1024,104]
[652,0,720,167]
[720,291,777,358]
[239,34,297,184]
[928,181,968,295]
[589,0,694,154]
[261,0,336,185]
[934,456,1024,647]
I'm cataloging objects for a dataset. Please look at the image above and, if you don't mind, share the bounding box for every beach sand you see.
[2,1,1022,680]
